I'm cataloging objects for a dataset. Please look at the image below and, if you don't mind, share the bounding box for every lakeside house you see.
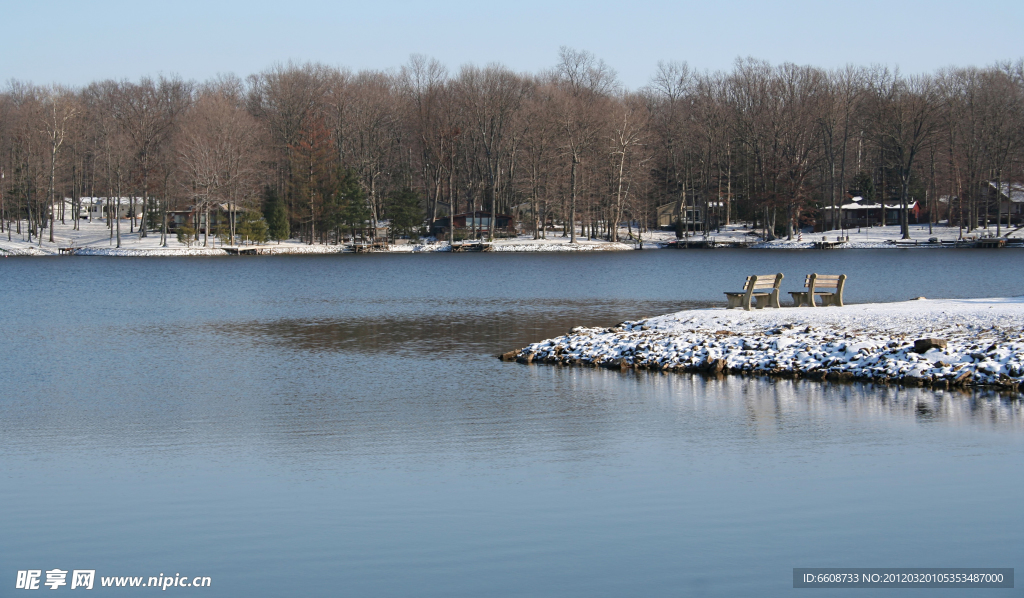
[656,201,723,230]
[988,181,1024,224]
[822,196,920,228]
[431,211,515,238]
[167,203,250,233]
[73,197,137,220]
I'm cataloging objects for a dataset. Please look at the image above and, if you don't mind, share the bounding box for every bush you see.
[176,225,196,248]
[238,214,269,245]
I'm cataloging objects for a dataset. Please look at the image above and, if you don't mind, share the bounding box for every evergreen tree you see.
[387,188,421,238]
[176,225,196,248]
[238,213,269,245]
[336,169,369,238]
[850,171,874,202]
[262,186,289,243]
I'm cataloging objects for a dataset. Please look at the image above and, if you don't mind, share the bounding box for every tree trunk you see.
[569,155,578,244]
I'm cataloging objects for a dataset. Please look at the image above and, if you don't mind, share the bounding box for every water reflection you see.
[629,371,1024,430]
[212,301,705,357]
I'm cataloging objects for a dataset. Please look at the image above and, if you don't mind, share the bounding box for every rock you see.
[706,358,725,374]
[499,350,519,362]
[913,338,947,353]
[902,375,926,387]
[826,371,852,382]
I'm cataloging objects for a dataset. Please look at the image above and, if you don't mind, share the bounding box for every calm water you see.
[1,250,1022,597]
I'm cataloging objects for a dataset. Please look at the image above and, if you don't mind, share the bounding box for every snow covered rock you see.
[502,297,1024,392]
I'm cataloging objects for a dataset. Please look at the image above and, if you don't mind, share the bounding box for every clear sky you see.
[4,0,1021,90]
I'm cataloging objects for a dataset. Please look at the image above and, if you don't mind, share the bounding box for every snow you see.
[2,219,1020,257]
[0,220,351,256]
[510,297,1024,391]
[0,221,638,256]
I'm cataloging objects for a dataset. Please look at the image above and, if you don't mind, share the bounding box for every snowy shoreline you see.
[3,220,1022,257]
[502,297,1024,392]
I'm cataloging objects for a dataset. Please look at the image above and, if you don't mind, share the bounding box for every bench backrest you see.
[802,273,846,290]
[745,273,784,291]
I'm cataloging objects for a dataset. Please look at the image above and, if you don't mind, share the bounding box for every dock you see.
[223,246,279,255]
[665,238,753,249]
[348,242,390,253]
[451,242,488,252]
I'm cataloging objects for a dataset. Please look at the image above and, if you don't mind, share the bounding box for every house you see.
[78,197,137,220]
[656,201,721,230]
[166,203,250,233]
[430,211,515,238]
[824,196,920,227]
[988,181,1024,224]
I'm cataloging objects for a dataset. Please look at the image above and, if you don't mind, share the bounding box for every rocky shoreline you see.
[501,298,1024,393]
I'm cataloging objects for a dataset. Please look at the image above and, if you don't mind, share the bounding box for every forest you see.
[1,49,1022,246]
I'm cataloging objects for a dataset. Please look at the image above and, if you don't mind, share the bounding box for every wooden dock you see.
[223,246,278,255]
[976,238,1007,249]
[451,242,488,252]
[348,242,389,253]
[666,238,753,249]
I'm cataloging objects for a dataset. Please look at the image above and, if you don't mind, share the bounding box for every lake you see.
[1,250,1021,596]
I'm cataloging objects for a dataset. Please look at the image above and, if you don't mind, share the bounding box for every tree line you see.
[1,49,1022,247]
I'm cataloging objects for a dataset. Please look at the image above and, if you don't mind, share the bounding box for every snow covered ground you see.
[647,221,1024,249]
[2,219,1021,256]
[507,297,1024,391]
[0,221,638,256]
[0,220,350,256]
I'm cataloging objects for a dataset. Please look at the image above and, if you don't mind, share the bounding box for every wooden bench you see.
[724,273,784,310]
[790,273,846,307]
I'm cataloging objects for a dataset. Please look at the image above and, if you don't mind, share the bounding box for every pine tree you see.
[336,169,369,239]
[387,188,421,238]
[850,171,874,202]
[263,187,289,243]
[238,213,269,245]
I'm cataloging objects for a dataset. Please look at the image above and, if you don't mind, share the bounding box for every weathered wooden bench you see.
[724,273,784,310]
[790,273,846,307]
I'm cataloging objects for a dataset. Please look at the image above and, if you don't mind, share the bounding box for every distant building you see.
[166,203,251,233]
[987,181,1024,224]
[656,201,721,230]
[78,197,137,220]
[824,196,920,227]
[430,211,515,238]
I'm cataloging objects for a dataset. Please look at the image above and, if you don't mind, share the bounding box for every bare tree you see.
[554,47,617,243]
[178,91,265,247]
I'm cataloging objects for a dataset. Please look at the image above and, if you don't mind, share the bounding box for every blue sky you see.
[4,0,1021,89]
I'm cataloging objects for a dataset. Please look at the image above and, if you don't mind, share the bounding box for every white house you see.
[78,197,138,220]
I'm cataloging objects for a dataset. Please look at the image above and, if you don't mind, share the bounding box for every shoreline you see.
[3,237,1020,257]
[501,297,1024,393]
[3,221,1021,257]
